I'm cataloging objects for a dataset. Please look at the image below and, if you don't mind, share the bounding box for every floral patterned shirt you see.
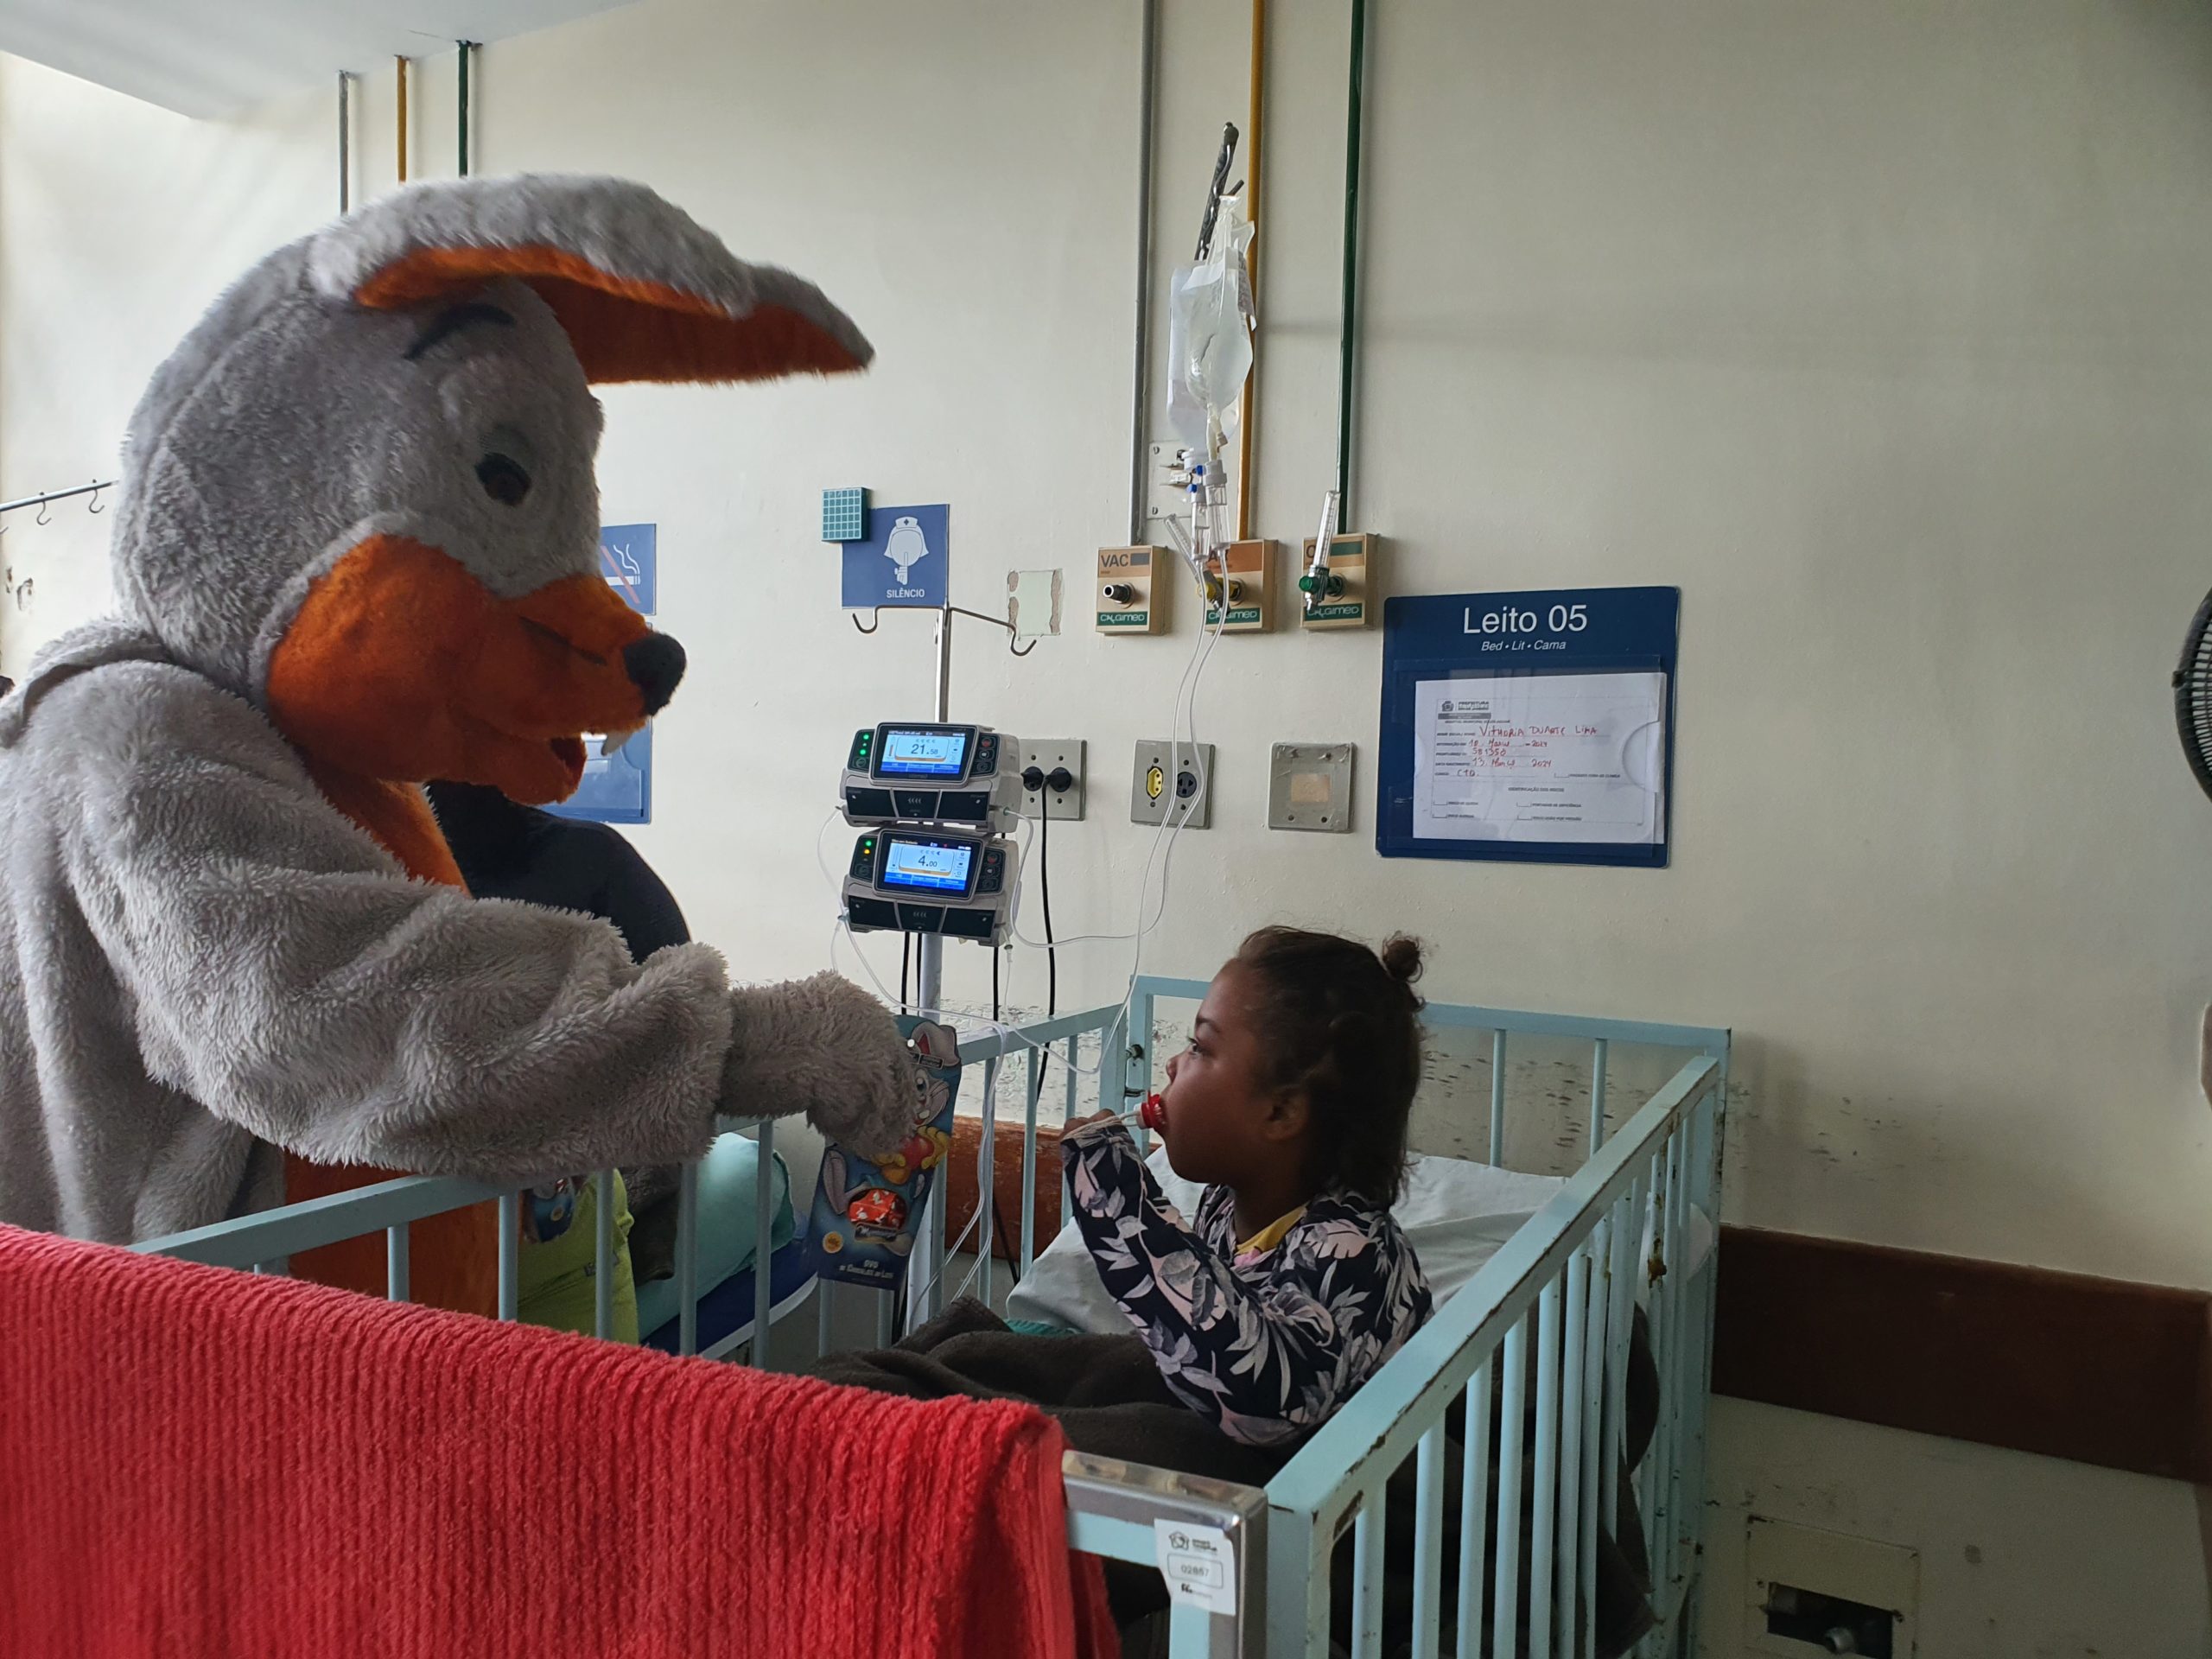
[1058,1120,1433,1447]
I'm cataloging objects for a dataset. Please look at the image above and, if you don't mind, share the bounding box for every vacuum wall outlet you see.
[1268,742,1355,832]
[1297,531,1376,630]
[1096,546,1166,634]
[1131,741,1215,829]
[1018,739,1086,822]
[1203,539,1274,632]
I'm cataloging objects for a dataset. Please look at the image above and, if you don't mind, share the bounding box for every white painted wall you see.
[6,4,2212,1651]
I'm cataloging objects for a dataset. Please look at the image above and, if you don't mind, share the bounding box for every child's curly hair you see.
[1233,927,1425,1205]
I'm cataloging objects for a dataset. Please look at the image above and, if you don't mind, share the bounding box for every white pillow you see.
[1005,1148,1571,1336]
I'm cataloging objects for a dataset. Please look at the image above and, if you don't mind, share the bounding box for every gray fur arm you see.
[62,667,729,1184]
[721,973,916,1158]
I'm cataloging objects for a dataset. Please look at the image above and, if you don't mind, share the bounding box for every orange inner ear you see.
[355,245,864,385]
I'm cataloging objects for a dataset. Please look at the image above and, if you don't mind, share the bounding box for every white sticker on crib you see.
[1154,1521,1236,1615]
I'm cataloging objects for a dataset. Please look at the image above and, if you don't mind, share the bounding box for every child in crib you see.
[1058,927,1433,1447]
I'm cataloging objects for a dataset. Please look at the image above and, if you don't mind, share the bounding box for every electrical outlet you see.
[1018,739,1086,822]
[1131,740,1215,830]
[1297,532,1376,630]
[1745,1518,1918,1659]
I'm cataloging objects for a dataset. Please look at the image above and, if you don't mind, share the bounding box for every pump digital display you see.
[879,837,976,894]
[876,727,969,779]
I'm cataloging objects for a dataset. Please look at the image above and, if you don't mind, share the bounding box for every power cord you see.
[1019,762,1073,1088]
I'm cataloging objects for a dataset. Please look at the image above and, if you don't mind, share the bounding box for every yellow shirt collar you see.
[1234,1205,1307,1257]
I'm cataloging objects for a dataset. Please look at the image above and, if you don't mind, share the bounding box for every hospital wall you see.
[3,3,2209,1651]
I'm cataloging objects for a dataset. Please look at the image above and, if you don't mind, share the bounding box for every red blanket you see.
[0,1227,1116,1658]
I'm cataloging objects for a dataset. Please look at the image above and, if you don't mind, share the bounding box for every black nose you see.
[622,632,686,716]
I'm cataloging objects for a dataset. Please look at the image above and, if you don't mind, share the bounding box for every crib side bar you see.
[1065,1452,1267,1659]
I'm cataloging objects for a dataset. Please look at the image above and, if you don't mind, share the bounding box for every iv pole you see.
[846,596,1033,1335]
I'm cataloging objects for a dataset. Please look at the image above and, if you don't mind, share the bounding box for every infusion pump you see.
[841,722,1023,832]
[839,722,1021,944]
[842,825,1018,944]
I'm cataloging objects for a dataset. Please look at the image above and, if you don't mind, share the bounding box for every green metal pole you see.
[1334,0,1369,524]
[457,41,472,176]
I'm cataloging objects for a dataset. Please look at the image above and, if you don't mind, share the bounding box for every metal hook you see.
[35,500,50,526]
[86,484,105,515]
[849,602,1038,654]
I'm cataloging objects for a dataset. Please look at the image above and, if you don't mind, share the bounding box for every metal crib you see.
[137,976,1728,1659]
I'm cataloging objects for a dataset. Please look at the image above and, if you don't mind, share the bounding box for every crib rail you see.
[1262,1053,1723,1659]
[134,985,1726,1659]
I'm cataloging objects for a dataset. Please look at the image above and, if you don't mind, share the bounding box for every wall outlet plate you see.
[1268,742,1354,832]
[1096,546,1166,634]
[1018,738,1086,822]
[1745,1517,1919,1658]
[1131,740,1215,829]
[1204,539,1274,632]
[1297,531,1376,630]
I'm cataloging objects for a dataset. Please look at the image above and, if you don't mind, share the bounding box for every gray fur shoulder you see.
[0,619,172,750]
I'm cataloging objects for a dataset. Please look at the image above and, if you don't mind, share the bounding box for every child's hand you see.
[1063,1110,1128,1138]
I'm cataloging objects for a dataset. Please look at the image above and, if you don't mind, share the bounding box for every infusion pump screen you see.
[878,728,969,779]
[880,838,975,894]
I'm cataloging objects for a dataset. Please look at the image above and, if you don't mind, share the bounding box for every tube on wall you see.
[337,72,351,212]
[1335,0,1369,524]
[1236,0,1265,541]
[1127,0,1159,548]
[458,41,475,177]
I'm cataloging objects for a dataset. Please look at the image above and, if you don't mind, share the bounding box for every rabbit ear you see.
[309,175,870,385]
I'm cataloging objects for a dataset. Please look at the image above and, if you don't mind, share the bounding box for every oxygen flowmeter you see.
[840,722,1021,944]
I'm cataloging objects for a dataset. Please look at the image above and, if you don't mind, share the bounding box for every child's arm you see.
[1058,1119,1414,1446]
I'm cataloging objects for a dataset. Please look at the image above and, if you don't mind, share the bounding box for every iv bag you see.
[1165,189,1255,452]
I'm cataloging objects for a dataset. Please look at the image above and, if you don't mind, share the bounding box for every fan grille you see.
[2175,588,2212,804]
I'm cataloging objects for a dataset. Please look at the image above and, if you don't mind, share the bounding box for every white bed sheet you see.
[1007,1148,1606,1336]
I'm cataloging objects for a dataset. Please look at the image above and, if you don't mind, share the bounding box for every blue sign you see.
[841,503,948,610]
[1377,588,1680,868]
[545,726,652,826]
[601,524,656,614]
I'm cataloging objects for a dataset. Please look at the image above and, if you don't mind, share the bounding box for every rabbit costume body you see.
[0,176,911,1312]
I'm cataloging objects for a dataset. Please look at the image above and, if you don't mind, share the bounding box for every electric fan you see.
[2177,588,2212,802]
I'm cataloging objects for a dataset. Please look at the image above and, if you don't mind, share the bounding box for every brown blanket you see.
[807,1300,1660,1658]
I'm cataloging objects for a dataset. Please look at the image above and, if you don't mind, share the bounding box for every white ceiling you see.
[0,0,637,119]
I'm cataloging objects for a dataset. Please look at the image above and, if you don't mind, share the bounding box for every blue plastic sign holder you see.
[548,727,652,826]
[550,523,658,825]
[599,523,656,614]
[821,487,868,543]
[841,503,949,611]
[1376,587,1680,868]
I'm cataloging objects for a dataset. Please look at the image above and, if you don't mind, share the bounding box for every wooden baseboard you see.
[1713,1226,2212,1484]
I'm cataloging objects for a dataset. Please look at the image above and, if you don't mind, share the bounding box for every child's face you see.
[1159,963,1303,1187]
